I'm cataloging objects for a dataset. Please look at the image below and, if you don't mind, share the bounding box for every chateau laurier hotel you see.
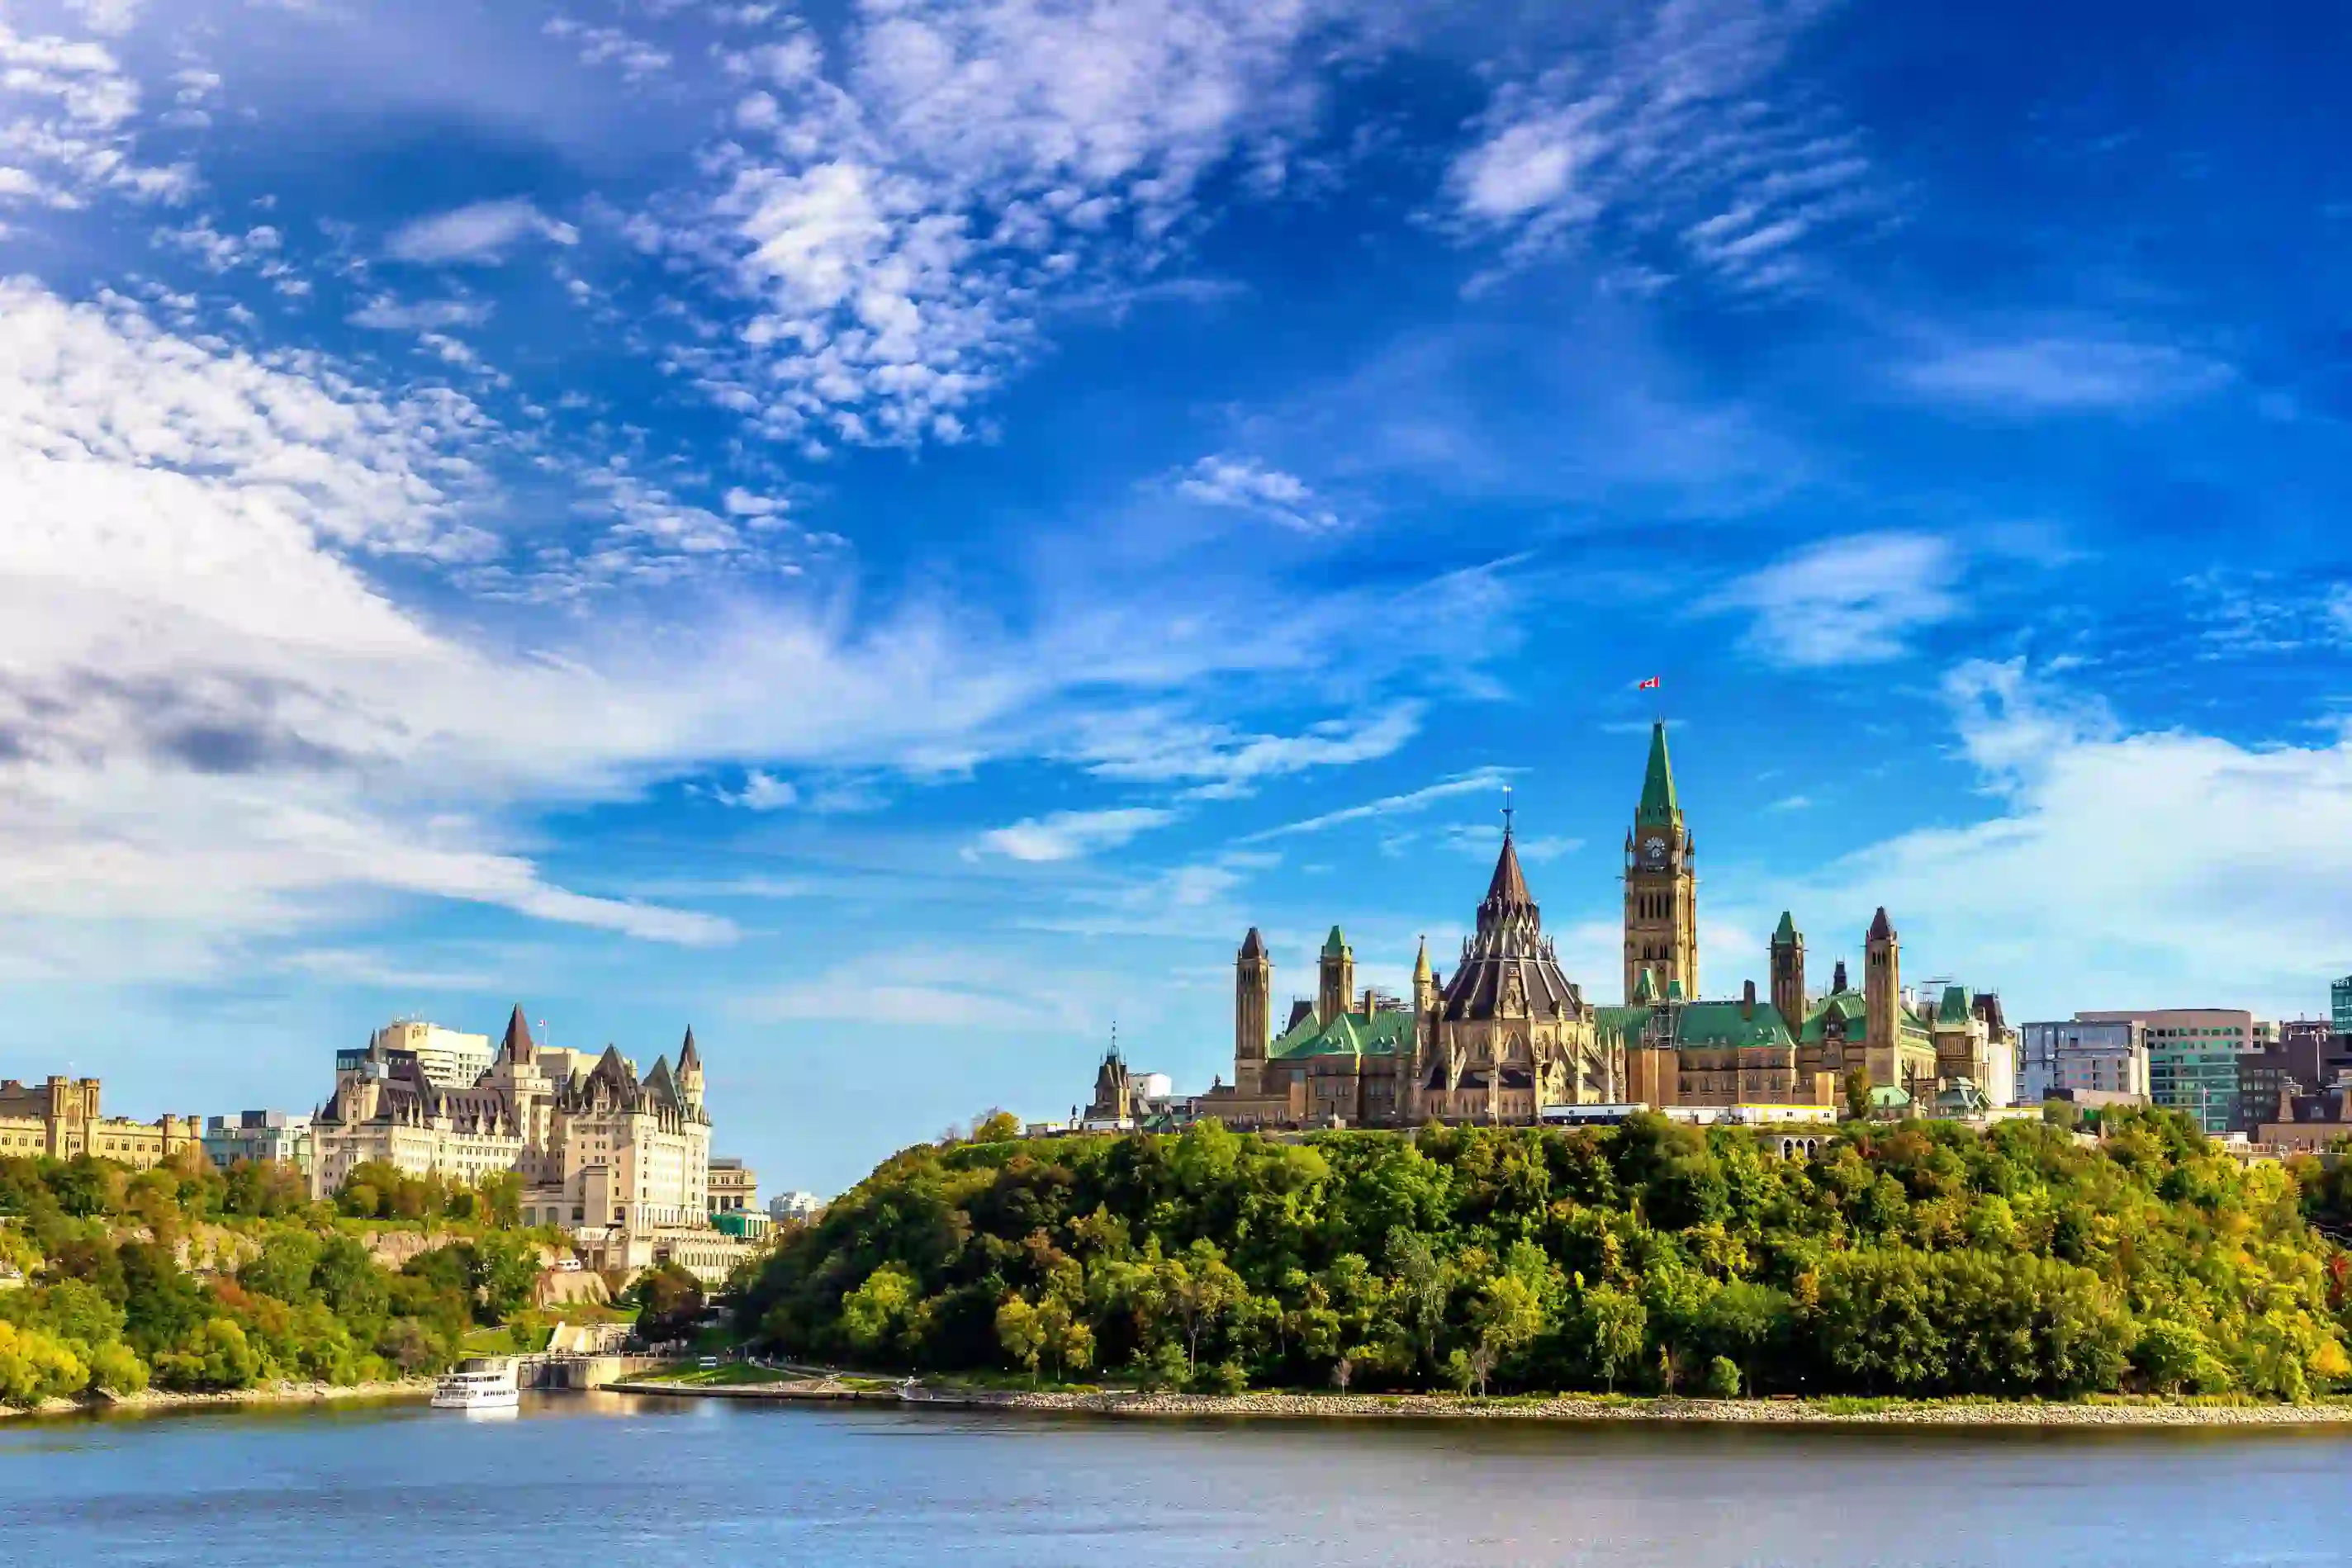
[1193,723,2018,1129]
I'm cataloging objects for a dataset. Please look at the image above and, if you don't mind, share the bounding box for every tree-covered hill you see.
[740,1111,2352,1400]
[1,1153,551,1409]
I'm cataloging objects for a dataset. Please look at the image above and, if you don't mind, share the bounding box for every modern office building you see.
[2017,1019,2149,1104]
[203,1111,315,1176]
[368,1019,496,1092]
[769,1191,824,1224]
[2334,974,2352,1035]
[2075,1009,2269,1135]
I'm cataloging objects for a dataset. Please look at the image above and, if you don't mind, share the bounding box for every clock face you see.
[1643,836,1667,865]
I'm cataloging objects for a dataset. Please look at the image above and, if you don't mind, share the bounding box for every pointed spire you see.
[1413,935,1434,984]
[1484,832,1531,907]
[1772,910,1799,945]
[1322,924,1349,958]
[677,1026,701,1075]
[500,1004,535,1064]
[1638,720,1680,826]
[1239,927,1267,962]
[1868,907,1895,943]
[1634,966,1658,1004]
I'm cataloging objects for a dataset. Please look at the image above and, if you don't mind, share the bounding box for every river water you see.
[1,1393,2343,1567]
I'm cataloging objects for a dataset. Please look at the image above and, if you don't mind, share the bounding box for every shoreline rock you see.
[612,1381,2352,1428]
[2,1378,430,1424]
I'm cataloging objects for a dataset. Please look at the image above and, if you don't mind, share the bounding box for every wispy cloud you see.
[1445,0,1880,293]
[1175,454,1340,533]
[709,770,799,811]
[1899,332,2234,413]
[1701,531,1964,667]
[348,295,495,331]
[1079,707,1425,800]
[385,197,579,264]
[1242,770,1513,843]
[657,0,1357,447]
[969,807,1178,864]
[1792,660,2352,1017]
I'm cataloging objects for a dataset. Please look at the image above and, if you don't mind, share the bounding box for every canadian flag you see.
[1638,676,1661,690]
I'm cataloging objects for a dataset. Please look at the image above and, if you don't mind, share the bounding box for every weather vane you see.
[1501,783,1515,840]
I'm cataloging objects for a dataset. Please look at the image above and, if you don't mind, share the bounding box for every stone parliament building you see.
[1191,723,2016,1130]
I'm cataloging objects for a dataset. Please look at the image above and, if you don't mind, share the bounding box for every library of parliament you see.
[1188,722,2015,1129]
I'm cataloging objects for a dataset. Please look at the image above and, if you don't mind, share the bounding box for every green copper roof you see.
[1268,1005,1413,1060]
[1672,999,1798,1050]
[1771,910,1798,945]
[1321,925,1349,958]
[1592,1004,1653,1044]
[1637,721,1680,826]
[1633,967,1658,1004]
[1937,984,1974,1024]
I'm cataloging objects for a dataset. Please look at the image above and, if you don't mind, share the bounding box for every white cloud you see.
[0,17,192,208]
[970,806,1177,863]
[1175,454,1340,532]
[668,0,1353,446]
[348,294,494,330]
[1900,334,2236,413]
[545,16,673,82]
[67,0,145,39]
[0,277,1490,980]
[1702,532,1963,667]
[1079,706,1425,798]
[741,946,1086,1029]
[385,197,578,264]
[1243,769,1511,842]
[1445,0,1878,292]
[1791,661,2352,1021]
[712,769,798,810]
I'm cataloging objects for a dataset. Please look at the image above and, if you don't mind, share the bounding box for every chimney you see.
[1742,979,1756,1020]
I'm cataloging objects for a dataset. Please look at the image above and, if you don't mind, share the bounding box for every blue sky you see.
[4,0,2350,1193]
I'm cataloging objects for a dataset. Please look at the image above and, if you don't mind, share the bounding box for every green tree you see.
[1581,1285,1648,1395]
[994,1296,1044,1382]
[1843,1068,1871,1123]
[633,1262,706,1343]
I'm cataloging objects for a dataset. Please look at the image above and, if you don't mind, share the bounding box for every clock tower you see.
[1623,719,1698,1005]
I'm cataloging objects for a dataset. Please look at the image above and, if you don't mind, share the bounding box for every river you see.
[2,1393,2344,1566]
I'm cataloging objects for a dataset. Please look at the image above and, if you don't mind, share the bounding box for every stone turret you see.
[1235,928,1272,1097]
[1316,926,1354,1027]
[1770,911,1805,1026]
[1865,907,1901,1086]
[676,1026,705,1116]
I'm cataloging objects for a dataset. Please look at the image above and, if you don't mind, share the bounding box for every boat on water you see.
[433,1359,520,1411]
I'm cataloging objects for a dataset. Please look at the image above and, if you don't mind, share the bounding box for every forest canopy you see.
[739,1111,2352,1401]
[0,1152,545,1409]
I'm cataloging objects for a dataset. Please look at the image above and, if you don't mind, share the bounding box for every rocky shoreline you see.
[611,1379,2352,1428]
[2,1378,430,1424]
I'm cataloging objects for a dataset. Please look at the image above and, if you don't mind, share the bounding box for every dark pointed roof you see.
[677,1026,701,1077]
[1484,831,1530,908]
[1637,721,1680,826]
[500,1005,535,1064]
[643,1054,678,1106]
[1238,927,1266,962]
[1442,825,1582,1024]
[1868,907,1895,942]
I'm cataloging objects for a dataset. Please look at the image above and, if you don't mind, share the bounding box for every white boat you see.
[433,1359,520,1411]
